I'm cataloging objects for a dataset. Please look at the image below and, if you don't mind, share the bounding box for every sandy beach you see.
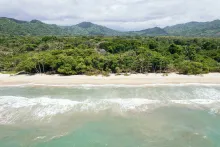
[0,73,220,86]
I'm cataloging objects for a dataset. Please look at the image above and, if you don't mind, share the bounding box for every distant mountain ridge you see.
[164,20,220,36]
[132,27,168,36]
[1,17,220,36]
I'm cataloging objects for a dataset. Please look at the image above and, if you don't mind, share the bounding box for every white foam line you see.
[1,96,220,110]
[48,132,68,141]
[33,136,46,141]
[171,99,220,105]
[1,83,220,88]
[1,96,220,125]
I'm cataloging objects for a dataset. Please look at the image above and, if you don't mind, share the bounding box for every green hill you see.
[0,17,66,36]
[73,22,123,36]
[164,20,220,37]
[0,17,122,36]
[132,27,168,36]
[1,17,220,37]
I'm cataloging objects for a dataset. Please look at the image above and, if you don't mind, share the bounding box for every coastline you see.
[0,73,220,86]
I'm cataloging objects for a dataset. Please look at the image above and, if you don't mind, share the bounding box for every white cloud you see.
[0,0,220,31]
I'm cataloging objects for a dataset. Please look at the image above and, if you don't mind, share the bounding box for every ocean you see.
[0,85,220,147]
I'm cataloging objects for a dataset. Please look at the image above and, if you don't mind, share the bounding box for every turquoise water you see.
[0,85,220,147]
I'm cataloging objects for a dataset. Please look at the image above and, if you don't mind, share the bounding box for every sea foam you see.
[1,83,220,88]
[1,95,220,124]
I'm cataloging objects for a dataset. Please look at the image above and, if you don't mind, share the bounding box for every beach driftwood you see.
[11,71,27,76]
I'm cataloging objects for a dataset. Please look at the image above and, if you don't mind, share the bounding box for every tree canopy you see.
[0,35,219,75]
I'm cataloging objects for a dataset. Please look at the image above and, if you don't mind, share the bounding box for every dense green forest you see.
[1,17,220,37]
[0,35,220,75]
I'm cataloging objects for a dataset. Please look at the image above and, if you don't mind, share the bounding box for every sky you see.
[0,0,220,31]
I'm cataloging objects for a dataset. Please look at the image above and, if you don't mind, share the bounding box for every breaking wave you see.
[1,94,220,124]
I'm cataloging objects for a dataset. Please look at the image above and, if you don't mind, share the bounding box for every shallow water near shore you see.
[0,85,220,147]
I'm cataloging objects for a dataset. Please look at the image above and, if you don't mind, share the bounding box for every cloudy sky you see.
[0,0,220,31]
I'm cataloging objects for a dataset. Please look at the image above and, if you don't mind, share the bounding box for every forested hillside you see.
[129,27,168,36]
[0,36,219,75]
[0,17,123,36]
[1,17,220,36]
[164,20,220,37]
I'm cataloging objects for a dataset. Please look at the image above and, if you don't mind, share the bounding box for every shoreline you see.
[0,73,220,86]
